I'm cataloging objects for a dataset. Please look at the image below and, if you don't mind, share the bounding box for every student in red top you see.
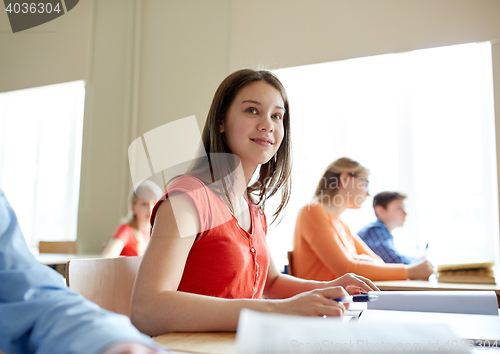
[130,69,378,335]
[102,181,162,258]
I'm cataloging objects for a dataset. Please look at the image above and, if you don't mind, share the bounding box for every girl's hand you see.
[405,260,434,280]
[275,286,349,317]
[326,273,379,295]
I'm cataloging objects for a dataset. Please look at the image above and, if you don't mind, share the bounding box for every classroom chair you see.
[65,256,142,317]
[287,251,294,276]
[39,240,77,254]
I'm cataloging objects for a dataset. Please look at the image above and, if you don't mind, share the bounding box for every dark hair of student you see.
[373,191,407,210]
[186,69,292,224]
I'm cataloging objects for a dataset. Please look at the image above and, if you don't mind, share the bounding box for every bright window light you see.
[0,81,85,247]
[269,42,498,268]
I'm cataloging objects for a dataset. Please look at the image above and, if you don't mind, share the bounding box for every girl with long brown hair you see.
[131,70,377,335]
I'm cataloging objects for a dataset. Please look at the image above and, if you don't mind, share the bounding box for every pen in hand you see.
[332,294,378,303]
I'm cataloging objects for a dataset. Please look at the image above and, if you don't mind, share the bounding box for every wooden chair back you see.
[66,256,142,317]
[287,251,294,276]
[39,241,77,254]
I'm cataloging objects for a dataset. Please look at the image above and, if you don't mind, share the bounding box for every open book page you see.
[236,309,467,354]
[367,290,498,315]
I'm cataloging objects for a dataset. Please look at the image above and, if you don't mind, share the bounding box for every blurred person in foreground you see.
[0,189,167,354]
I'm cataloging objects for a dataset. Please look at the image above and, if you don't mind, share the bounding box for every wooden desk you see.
[154,332,236,354]
[35,253,101,265]
[33,252,101,276]
[374,278,500,307]
[33,252,101,266]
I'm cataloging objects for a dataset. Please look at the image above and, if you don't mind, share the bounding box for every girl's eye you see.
[246,108,258,114]
[272,114,283,120]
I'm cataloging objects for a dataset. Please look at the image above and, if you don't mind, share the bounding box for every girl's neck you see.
[230,161,256,197]
[226,162,255,215]
[131,218,149,232]
[320,201,347,218]
[319,192,348,217]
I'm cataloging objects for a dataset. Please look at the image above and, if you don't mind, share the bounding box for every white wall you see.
[230,0,500,70]
[2,0,500,253]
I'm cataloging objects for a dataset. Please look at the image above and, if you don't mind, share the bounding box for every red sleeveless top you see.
[150,175,269,299]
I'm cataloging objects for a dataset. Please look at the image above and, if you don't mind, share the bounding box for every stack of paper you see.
[437,261,496,284]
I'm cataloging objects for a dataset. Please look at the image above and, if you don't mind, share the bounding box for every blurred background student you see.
[292,157,434,282]
[357,191,426,265]
[102,181,162,258]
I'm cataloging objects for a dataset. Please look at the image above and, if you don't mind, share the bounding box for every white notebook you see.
[367,290,498,315]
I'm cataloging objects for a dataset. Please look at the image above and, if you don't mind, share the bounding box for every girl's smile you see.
[220,80,285,177]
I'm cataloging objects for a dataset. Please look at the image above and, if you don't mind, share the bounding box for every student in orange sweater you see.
[293,157,434,282]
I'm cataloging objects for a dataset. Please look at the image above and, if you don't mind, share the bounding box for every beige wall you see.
[2,0,500,253]
[0,0,93,93]
[493,41,500,261]
[77,0,230,253]
[230,0,500,70]
[80,0,500,253]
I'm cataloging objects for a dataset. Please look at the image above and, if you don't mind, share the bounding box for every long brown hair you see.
[186,69,292,223]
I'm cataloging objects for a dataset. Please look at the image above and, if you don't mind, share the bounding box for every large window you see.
[0,81,85,247]
[268,42,498,267]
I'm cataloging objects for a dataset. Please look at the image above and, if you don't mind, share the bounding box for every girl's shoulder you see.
[153,175,215,214]
[114,223,134,232]
[112,223,135,239]
[151,175,226,229]
[299,202,325,215]
[157,175,217,204]
[166,174,208,192]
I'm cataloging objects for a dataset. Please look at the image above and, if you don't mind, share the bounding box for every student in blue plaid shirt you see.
[357,191,426,265]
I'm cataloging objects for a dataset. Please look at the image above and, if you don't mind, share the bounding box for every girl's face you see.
[132,198,153,226]
[341,171,370,209]
[220,81,285,174]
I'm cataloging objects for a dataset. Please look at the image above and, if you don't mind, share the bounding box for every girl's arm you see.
[101,238,125,258]
[130,193,350,335]
[263,247,378,299]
